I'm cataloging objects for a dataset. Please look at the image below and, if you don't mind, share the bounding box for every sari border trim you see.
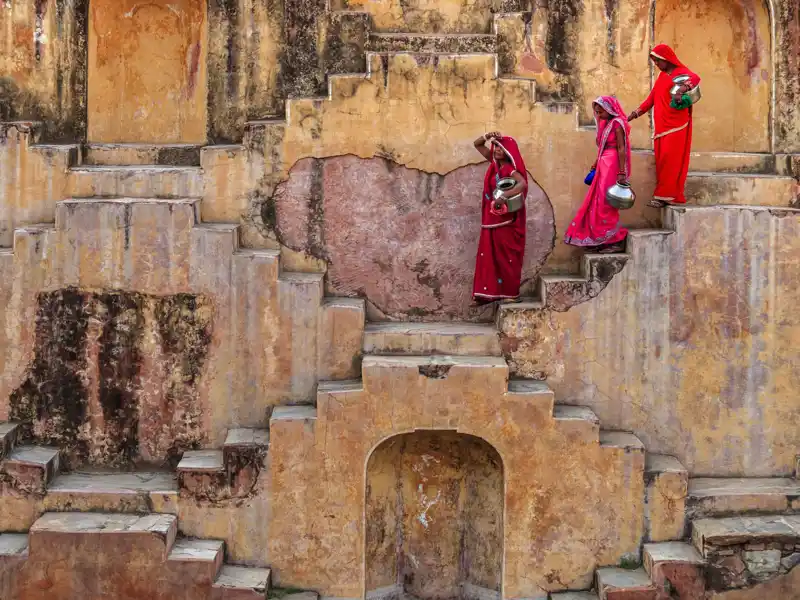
[653,122,688,140]
[564,225,625,247]
[481,220,514,229]
[650,51,668,61]
[653,195,676,201]
[473,293,519,300]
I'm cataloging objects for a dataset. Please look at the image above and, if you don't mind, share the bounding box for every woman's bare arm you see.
[473,131,500,161]
[615,131,628,183]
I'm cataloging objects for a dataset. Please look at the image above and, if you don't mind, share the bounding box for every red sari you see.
[637,44,700,204]
[472,136,527,301]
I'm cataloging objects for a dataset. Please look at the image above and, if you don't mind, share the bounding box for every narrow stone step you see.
[270,405,318,422]
[319,298,365,380]
[68,165,203,198]
[692,514,800,557]
[684,172,798,207]
[44,470,178,514]
[643,542,706,600]
[644,454,688,542]
[166,537,225,580]
[687,477,800,519]
[0,533,29,558]
[55,197,199,232]
[212,564,271,598]
[553,405,600,444]
[0,423,20,460]
[177,450,226,500]
[595,567,656,600]
[29,512,178,559]
[223,428,270,497]
[505,380,555,422]
[1,445,60,494]
[363,322,501,357]
[689,151,776,174]
[367,32,497,54]
[361,354,508,385]
[551,592,598,600]
[599,432,645,452]
[83,143,202,166]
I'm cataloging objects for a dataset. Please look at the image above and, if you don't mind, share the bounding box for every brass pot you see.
[493,177,524,213]
[606,182,636,210]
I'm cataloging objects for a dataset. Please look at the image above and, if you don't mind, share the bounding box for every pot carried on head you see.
[492,177,524,213]
[606,182,636,210]
[671,74,701,105]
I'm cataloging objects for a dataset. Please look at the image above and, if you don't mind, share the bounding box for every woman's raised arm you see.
[473,132,499,160]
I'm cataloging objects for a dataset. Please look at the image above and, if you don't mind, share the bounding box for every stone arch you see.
[363,430,505,600]
[651,0,774,152]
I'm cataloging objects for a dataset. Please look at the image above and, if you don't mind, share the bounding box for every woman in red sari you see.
[628,44,701,207]
[565,95,631,252]
[471,132,528,304]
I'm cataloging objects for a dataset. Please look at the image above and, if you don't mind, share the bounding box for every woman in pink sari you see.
[471,132,528,304]
[565,96,630,253]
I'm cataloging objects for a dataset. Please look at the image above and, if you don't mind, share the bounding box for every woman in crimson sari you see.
[565,96,631,252]
[471,132,528,304]
[628,44,701,207]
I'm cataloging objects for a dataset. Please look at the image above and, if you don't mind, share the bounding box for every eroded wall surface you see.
[500,206,800,477]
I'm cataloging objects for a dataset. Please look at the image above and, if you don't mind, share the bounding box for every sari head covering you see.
[592,95,632,178]
[649,44,686,68]
[485,136,528,216]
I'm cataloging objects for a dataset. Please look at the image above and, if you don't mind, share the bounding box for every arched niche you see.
[653,0,773,152]
[86,0,208,143]
[365,431,504,600]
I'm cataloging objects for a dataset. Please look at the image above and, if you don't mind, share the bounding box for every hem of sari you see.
[564,227,627,248]
[653,122,689,140]
[653,195,687,204]
[481,220,515,229]
[473,292,519,300]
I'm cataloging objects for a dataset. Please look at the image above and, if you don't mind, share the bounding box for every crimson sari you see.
[637,44,701,204]
[472,136,527,302]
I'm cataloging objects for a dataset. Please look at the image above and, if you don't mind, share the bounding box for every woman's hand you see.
[616,172,629,185]
[485,131,501,141]
[627,110,639,121]
[591,161,597,171]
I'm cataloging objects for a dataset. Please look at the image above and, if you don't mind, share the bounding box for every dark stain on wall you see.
[279,0,327,99]
[9,290,91,460]
[9,289,212,469]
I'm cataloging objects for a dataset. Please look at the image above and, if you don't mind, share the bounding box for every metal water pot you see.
[670,74,701,105]
[493,177,524,213]
[606,182,636,210]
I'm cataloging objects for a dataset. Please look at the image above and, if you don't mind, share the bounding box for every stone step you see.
[551,592,599,600]
[687,477,800,520]
[319,298,366,380]
[689,151,776,174]
[28,512,178,559]
[553,405,600,444]
[55,197,199,231]
[506,379,555,417]
[643,541,705,598]
[44,470,178,514]
[0,533,29,574]
[223,428,270,497]
[68,165,204,198]
[363,322,502,356]
[166,537,225,581]
[212,564,271,599]
[1,445,61,494]
[177,450,226,500]
[0,423,20,460]
[361,354,508,388]
[270,405,318,424]
[684,172,798,207]
[366,32,497,54]
[599,432,645,453]
[692,514,800,557]
[83,143,202,166]
[644,454,688,542]
[596,567,656,599]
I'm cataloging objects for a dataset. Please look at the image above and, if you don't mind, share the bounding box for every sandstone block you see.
[363,322,501,357]
[596,567,656,600]
[687,477,800,520]
[644,542,705,599]
[0,423,19,460]
[212,565,271,600]
[177,450,227,501]
[1,446,60,494]
[644,454,688,542]
[553,405,601,444]
[223,428,269,498]
[318,298,365,380]
[166,537,225,582]
[684,172,798,207]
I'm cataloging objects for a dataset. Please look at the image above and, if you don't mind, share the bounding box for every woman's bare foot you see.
[597,241,626,254]
[647,199,668,208]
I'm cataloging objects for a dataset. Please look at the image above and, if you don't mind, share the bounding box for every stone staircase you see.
[0,512,277,599]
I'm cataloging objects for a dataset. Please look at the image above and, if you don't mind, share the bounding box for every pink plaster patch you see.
[272,156,555,320]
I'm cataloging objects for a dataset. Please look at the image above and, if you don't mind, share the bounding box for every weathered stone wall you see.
[365,432,503,598]
[500,206,800,477]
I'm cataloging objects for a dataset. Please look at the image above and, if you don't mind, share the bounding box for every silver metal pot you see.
[670,74,701,105]
[493,177,524,213]
[606,182,636,210]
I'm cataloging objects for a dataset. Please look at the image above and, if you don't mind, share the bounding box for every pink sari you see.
[565,96,630,247]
